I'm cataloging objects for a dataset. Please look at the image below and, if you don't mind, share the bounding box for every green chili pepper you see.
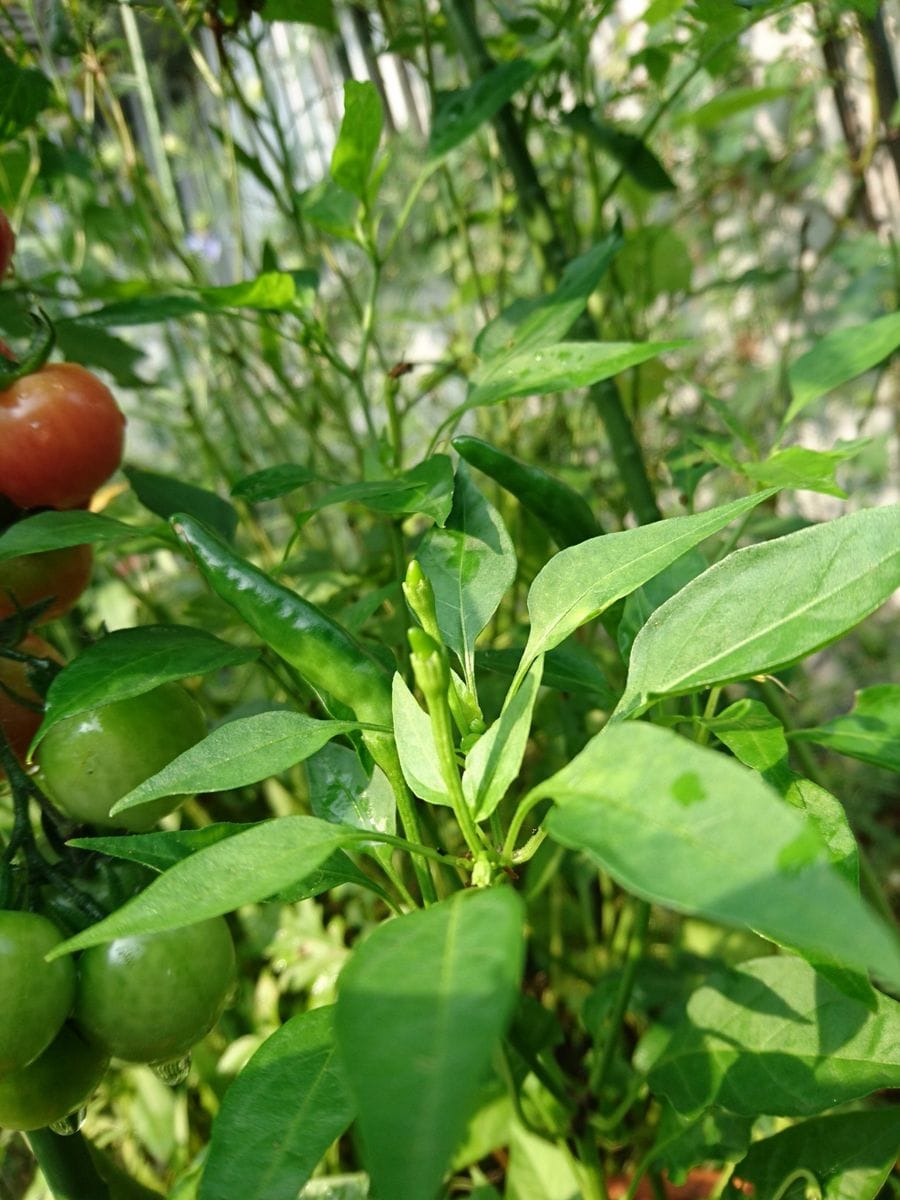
[171,514,437,903]
[451,435,603,548]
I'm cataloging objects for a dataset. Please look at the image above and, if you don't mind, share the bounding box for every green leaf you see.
[0,510,142,560]
[301,457,454,527]
[516,491,772,687]
[111,712,359,817]
[476,645,616,708]
[418,463,517,683]
[307,744,396,837]
[562,105,676,192]
[791,685,900,774]
[50,816,367,956]
[231,464,319,502]
[301,179,359,239]
[617,548,708,660]
[505,1120,582,1200]
[463,656,543,821]
[428,60,536,159]
[335,888,525,1200]
[54,321,148,388]
[0,50,52,143]
[648,956,900,1116]
[677,85,793,129]
[81,272,303,327]
[617,506,900,718]
[260,0,336,30]
[465,339,687,410]
[200,1007,353,1200]
[649,1106,752,1178]
[475,232,623,362]
[785,312,900,426]
[31,627,257,753]
[125,466,238,542]
[739,440,871,498]
[331,81,383,201]
[391,674,447,806]
[539,724,900,985]
[732,1108,900,1200]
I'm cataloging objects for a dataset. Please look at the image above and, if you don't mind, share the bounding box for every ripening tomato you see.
[0,363,126,510]
[0,634,63,767]
[0,910,76,1074]
[0,210,14,280]
[0,544,93,624]
[0,1025,108,1131]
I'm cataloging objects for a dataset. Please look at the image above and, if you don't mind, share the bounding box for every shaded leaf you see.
[125,466,238,542]
[791,685,900,774]
[231,464,319,503]
[785,311,900,426]
[429,61,536,159]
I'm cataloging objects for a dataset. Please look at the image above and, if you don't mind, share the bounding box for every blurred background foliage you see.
[0,0,898,1195]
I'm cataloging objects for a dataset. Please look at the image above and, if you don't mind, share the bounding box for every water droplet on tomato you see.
[49,1107,85,1136]
[150,1053,192,1085]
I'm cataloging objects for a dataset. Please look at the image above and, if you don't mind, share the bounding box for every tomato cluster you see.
[0,908,234,1131]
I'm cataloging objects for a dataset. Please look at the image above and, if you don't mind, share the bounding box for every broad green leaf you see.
[739,440,870,498]
[418,463,517,684]
[335,888,525,1200]
[617,548,708,660]
[0,50,52,142]
[0,510,142,559]
[678,85,793,129]
[465,339,687,410]
[331,81,383,201]
[81,272,302,326]
[301,457,454,527]
[301,178,359,239]
[539,724,900,984]
[428,61,536,159]
[562,105,675,192]
[463,656,543,821]
[125,466,238,542]
[231,464,319,503]
[648,1106,752,1178]
[71,828,385,905]
[31,627,257,752]
[505,1120,581,1200]
[199,1007,353,1200]
[785,311,900,426]
[307,744,396,837]
[516,491,772,688]
[617,506,900,718]
[111,712,359,816]
[50,817,367,956]
[791,685,900,774]
[391,674,447,806]
[476,644,616,709]
[260,0,335,30]
[475,232,623,362]
[649,956,900,1116]
[732,1108,900,1200]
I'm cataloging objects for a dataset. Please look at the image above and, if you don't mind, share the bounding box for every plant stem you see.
[27,1130,111,1200]
[589,899,650,1097]
[502,788,546,862]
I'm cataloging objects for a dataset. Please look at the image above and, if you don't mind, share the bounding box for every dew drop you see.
[150,1053,192,1085]
[49,1108,85,1136]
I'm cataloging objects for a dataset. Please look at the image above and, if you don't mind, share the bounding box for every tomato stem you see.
[0,309,56,390]
[27,1129,111,1200]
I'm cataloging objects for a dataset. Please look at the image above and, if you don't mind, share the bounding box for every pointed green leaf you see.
[200,1007,353,1200]
[331,81,383,201]
[391,674,447,806]
[463,656,543,821]
[618,506,900,718]
[335,888,525,1200]
[307,744,396,837]
[50,817,366,955]
[0,510,140,560]
[540,724,900,984]
[125,466,238,542]
[739,440,870,498]
[791,685,900,774]
[649,956,900,1116]
[428,61,536,159]
[785,311,900,426]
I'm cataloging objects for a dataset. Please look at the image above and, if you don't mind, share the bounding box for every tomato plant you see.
[73,917,235,1063]
[36,682,207,831]
[0,363,126,510]
[0,910,76,1074]
[0,544,93,624]
[0,1024,108,1132]
[0,633,63,766]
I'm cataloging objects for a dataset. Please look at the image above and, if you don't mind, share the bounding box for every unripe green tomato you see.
[36,682,206,831]
[73,917,235,1063]
[0,1025,108,1131]
[0,910,76,1074]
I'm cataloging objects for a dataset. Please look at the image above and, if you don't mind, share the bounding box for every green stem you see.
[502,788,546,862]
[589,900,650,1097]
[375,747,439,904]
[431,689,487,860]
[27,1130,111,1200]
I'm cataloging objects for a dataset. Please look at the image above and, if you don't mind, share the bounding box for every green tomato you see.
[0,910,76,1074]
[36,682,206,832]
[73,917,235,1063]
[0,1024,108,1131]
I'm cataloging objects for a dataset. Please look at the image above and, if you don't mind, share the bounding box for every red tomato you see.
[0,210,14,279]
[0,544,93,624]
[0,364,126,510]
[0,634,63,767]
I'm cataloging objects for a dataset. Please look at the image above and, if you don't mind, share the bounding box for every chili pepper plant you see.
[1,7,900,1200]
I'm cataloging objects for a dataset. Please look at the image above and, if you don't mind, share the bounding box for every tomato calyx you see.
[0,309,56,391]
